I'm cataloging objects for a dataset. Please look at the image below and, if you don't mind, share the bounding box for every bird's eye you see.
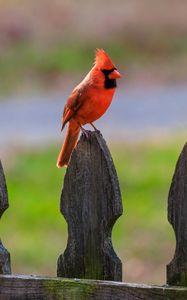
[101,69,108,75]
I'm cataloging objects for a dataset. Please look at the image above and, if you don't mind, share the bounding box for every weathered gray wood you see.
[0,161,9,218]
[167,143,187,286]
[57,131,123,281]
[0,242,11,275]
[0,161,11,275]
[0,275,187,300]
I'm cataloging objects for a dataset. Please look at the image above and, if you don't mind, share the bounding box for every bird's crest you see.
[94,49,116,70]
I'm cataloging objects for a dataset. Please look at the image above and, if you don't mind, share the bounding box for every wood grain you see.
[57,131,123,281]
[0,161,11,274]
[0,275,187,300]
[167,143,187,286]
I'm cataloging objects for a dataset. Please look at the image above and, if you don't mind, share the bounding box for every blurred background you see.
[0,0,187,284]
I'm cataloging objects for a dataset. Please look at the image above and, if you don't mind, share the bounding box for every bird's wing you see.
[61,88,83,130]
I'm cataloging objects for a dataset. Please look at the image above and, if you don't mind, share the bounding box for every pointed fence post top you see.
[62,131,123,217]
[57,131,123,281]
[167,142,187,286]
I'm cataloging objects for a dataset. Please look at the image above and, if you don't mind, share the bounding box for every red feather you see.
[57,49,121,168]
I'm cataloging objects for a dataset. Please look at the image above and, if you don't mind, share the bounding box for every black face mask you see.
[101,68,117,89]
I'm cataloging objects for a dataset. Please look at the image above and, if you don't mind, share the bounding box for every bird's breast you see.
[76,87,116,124]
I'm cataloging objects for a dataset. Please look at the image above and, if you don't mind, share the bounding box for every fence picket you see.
[167,143,187,286]
[0,161,11,274]
[57,131,123,281]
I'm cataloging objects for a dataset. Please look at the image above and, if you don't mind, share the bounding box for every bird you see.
[57,48,121,168]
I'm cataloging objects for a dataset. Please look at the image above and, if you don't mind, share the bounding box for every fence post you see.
[167,142,187,286]
[57,131,123,281]
[0,161,11,274]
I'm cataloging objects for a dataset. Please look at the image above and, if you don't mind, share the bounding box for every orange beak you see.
[109,69,121,79]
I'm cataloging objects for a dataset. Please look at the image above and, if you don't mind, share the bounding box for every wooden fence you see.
[1,131,187,299]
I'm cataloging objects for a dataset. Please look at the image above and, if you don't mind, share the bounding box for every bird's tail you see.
[57,121,80,168]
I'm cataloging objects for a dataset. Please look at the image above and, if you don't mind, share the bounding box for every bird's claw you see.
[81,128,92,139]
[94,129,101,134]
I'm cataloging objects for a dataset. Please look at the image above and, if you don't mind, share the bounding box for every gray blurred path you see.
[0,86,187,150]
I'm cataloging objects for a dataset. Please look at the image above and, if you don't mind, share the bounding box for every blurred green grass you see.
[1,138,184,283]
[1,36,187,93]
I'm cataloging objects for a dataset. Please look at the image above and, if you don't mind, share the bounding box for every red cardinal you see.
[57,49,121,168]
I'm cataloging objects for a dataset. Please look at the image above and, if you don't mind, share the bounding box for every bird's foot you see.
[94,129,101,134]
[89,123,101,134]
[80,127,91,139]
